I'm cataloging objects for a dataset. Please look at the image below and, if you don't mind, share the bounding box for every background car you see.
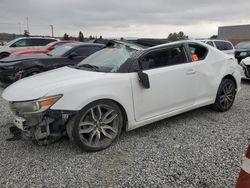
[1,40,242,152]
[0,43,104,85]
[235,41,250,62]
[0,37,59,59]
[11,40,78,56]
[239,57,250,79]
[201,39,235,55]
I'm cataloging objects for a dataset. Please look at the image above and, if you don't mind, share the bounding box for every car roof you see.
[146,40,205,51]
[64,42,105,48]
[200,39,232,43]
[18,37,59,39]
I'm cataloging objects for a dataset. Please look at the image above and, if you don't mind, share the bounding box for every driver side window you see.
[11,39,30,47]
[140,46,188,70]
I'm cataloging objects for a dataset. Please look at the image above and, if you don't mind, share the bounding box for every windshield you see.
[48,44,73,56]
[78,44,137,72]
[235,42,250,49]
[4,38,19,47]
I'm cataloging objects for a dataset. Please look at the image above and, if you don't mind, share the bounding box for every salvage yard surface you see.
[0,81,250,188]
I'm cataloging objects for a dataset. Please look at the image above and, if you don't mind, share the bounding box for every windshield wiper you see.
[77,64,100,71]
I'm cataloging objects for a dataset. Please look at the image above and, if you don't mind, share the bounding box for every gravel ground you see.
[0,81,250,188]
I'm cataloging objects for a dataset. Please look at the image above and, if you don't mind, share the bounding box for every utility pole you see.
[50,25,54,37]
[18,22,21,35]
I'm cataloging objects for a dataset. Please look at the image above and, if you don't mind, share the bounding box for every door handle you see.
[186,69,196,75]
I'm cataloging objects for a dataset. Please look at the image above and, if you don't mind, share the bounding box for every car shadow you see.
[242,79,250,85]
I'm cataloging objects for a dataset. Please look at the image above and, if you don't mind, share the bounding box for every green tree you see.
[78,31,84,42]
[210,35,217,39]
[168,31,188,41]
[24,30,30,37]
[63,33,69,40]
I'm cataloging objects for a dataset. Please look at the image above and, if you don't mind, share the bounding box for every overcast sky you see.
[0,0,250,38]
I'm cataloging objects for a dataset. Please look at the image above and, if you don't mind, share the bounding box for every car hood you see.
[235,49,250,53]
[2,66,107,102]
[0,54,52,63]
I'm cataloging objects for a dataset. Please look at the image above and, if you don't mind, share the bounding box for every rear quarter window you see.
[188,44,208,61]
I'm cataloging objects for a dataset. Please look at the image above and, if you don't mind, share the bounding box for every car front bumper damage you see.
[9,110,75,145]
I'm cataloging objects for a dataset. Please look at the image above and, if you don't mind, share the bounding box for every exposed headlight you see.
[10,95,62,115]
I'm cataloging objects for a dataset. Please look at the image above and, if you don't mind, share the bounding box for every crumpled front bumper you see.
[10,109,75,145]
[240,62,250,79]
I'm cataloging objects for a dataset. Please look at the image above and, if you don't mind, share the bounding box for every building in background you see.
[218,24,250,45]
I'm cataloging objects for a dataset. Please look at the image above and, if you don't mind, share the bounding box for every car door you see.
[130,45,197,122]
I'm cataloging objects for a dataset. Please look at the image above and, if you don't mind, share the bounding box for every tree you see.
[78,31,84,42]
[210,35,218,39]
[63,33,69,40]
[168,31,188,41]
[24,30,30,37]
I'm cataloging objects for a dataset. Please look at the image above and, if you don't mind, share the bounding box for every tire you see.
[68,100,123,152]
[0,52,10,59]
[211,78,236,112]
[23,69,41,78]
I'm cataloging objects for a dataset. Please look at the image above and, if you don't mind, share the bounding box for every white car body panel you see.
[240,57,250,79]
[2,41,242,131]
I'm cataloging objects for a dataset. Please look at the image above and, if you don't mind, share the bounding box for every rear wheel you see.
[69,100,123,152]
[211,78,236,112]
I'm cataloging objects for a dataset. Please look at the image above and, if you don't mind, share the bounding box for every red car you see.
[11,40,78,56]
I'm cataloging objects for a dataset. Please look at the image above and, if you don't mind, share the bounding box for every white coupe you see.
[2,40,242,151]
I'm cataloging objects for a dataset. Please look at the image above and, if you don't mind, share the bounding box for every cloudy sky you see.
[0,0,250,38]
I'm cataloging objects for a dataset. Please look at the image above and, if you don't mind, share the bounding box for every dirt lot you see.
[0,81,250,188]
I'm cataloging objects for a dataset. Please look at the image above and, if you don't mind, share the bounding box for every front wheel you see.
[69,100,123,152]
[211,78,236,112]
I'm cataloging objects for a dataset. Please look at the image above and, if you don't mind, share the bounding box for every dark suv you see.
[235,41,250,62]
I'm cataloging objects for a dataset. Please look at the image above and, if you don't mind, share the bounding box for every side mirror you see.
[68,52,78,59]
[137,70,150,89]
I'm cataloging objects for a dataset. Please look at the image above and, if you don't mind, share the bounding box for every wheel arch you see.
[81,98,129,133]
[0,51,10,58]
[223,74,237,89]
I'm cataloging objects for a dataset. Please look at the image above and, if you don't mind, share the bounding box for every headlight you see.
[10,95,62,115]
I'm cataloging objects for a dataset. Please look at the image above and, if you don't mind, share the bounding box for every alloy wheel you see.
[78,104,120,148]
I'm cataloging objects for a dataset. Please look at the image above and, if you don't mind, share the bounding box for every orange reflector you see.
[110,48,117,52]
[40,98,59,107]
[192,54,199,62]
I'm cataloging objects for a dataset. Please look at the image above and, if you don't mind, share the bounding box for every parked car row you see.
[1,39,242,151]
[0,42,104,85]
[0,37,59,59]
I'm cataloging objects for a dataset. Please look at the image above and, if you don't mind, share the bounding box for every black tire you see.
[211,78,236,112]
[0,52,10,59]
[68,100,123,152]
[23,69,41,78]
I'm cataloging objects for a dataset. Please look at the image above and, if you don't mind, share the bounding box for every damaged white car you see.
[2,40,242,152]
[240,57,250,79]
